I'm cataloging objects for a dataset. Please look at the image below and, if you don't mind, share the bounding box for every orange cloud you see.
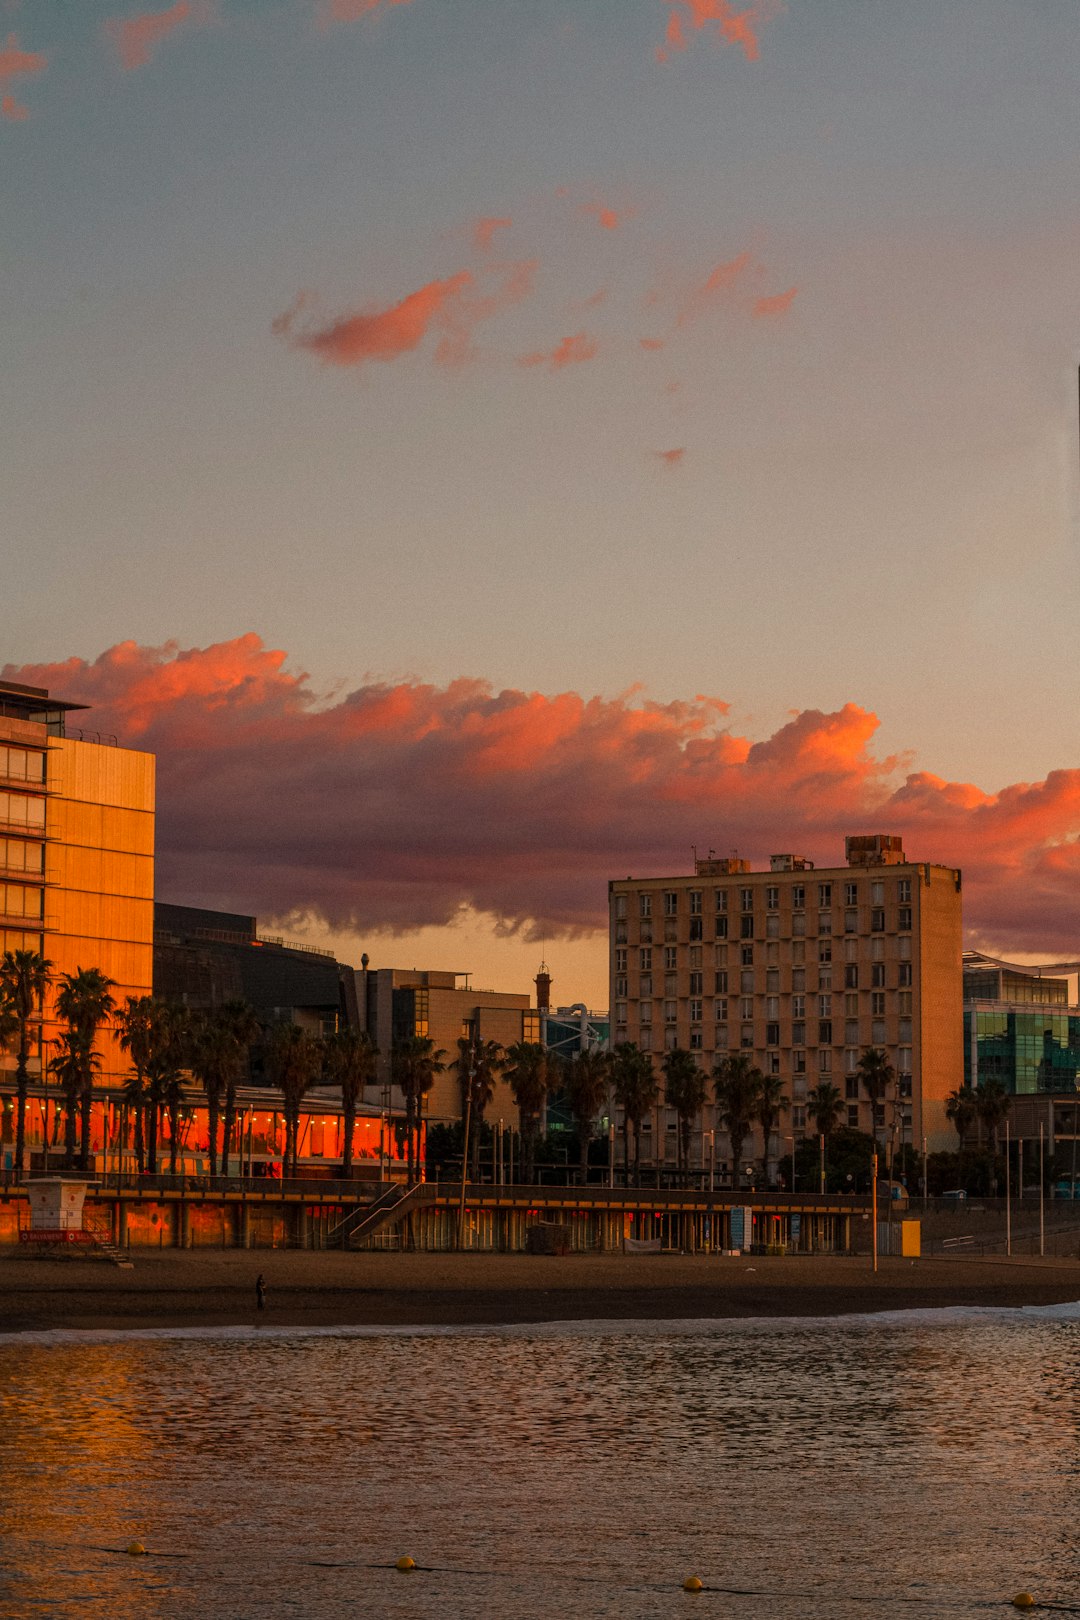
[753,285,798,318]
[0,32,46,116]
[518,331,598,372]
[9,634,1080,951]
[658,0,782,63]
[472,216,512,253]
[639,336,666,352]
[320,0,417,23]
[581,201,633,232]
[105,2,207,71]
[654,448,686,468]
[676,249,754,326]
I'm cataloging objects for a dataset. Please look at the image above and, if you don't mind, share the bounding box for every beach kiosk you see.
[20,1178,94,1248]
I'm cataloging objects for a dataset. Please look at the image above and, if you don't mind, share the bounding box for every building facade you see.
[963,953,1080,1096]
[609,833,963,1171]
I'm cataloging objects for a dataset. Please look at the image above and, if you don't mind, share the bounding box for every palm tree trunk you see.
[342,1099,355,1178]
[78,1073,93,1171]
[168,1103,180,1175]
[132,1096,145,1175]
[63,1087,78,1169]
[579,1122,590,1182]
[622,1119,630,1187]
[207,1094,220,1179]
[14,1036,29,1178]
[146,1101,157,1174]
[221,1091,235,1177]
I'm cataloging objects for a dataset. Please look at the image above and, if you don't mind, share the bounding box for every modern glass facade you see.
[964,1008,1080,1094]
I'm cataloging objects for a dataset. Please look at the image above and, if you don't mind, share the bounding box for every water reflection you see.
[1,1311,1078,1619]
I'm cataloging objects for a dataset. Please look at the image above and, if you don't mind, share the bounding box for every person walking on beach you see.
[256,1273,266,1312]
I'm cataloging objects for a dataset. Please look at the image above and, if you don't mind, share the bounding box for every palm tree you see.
[945,1083,979,1153]
[807,1081,844,1193]
[117,995,157,1175]
[754,1072,789,1189]
[0,950,51,1179]
[141,1000,179,1175]
[186,1010,234,1178]
[265,1021,322,1176]
[453,1035,506,1181]
[391,1035,446,1184]
[504,1041,552,1184]
[662,1047,707,1184]
[563,1047,613,1181]
[611,1043,659,1186]
[856,1046,895,1154]
[975,1078,1011,1156]
[216,1002,259,1176]
[149,1005,189,1176]
[54,967,116,1170]
[49,1031,97,1168]
[324,1028,378,1178]
[713,1052,763,1190]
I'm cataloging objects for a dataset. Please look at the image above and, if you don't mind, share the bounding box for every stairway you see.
[82,1209,135,1269]
[327,1183,427,1249]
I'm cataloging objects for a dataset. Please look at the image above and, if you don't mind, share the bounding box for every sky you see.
[5,0,1080,1005]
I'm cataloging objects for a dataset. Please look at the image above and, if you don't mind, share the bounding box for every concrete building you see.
[0,677,155,1100]
[609,833,963,1172]
[357,965,539,1131]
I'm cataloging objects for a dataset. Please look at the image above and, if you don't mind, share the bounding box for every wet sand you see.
[1,1248,1079,1334]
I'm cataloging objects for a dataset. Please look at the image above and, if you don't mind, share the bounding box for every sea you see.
[1,1304,1078,1619]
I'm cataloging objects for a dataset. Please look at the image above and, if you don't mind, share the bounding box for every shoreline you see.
[2,1250,1080,1336]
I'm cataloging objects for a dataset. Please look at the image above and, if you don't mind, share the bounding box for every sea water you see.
[1,1306,1078,1619]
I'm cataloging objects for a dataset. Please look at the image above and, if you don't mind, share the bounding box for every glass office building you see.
[963,955,1080,1095]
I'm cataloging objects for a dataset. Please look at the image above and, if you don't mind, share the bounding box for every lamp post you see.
[1005,1117,1012,1258]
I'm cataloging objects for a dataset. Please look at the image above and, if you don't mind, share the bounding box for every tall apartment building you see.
[0,678,155,1107]
[609,834,963,1165]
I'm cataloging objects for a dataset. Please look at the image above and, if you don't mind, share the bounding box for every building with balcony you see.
[609,833,963,1173]
[963,952,1080,1097]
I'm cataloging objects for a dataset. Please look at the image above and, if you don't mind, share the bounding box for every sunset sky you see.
[6,0,1080,1004]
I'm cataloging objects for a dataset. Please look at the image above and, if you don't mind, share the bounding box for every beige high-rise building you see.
[0,679,154,1136]
[609,834,963,1171]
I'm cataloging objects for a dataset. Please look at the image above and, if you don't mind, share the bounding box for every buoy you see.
[125,1541,146,1557]
[683,1576,703,1592]
[1011,1596,1035,1611]
[395,1556,416,1573]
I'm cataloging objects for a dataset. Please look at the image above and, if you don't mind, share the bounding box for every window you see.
[818,1019,832,1043]
[792,994,806,1019]
[689,1028,703,1050]
[844,909,858,933]
[818,911,833,936]
[615,921,628,943]
[871,1019,886,1044]
[664,1000,677,1023]
[766,996,779,1019]
[845,1076,859,1099]
[792,884,805,910]
[844,882,858,906]
[898,962,912,987]
[740,915,754,939]
[845,1021,859,1045]
[871,962,886,988]
[792,941,805,964]
[614,895,627,920]
[897,878,912,904]
[898,1047,912,1074]
[818,1049,832,1072]
[689,971,703,996]
[640,921,653,944]
[768,1053,781,1075]
[870,909,885,932]
[615,948,627,973]
[845,993,858,1015]
[639,1027,652,1050]
[818,883,832,907]
[871,992,886,1016]
[872,936,886,961]
[766,914,780,939]
[0,747,45,784]
[0,792,45,831]
[792,1021,806,1045]
[741,944,754,966]
[899,1017,913,1043]
[715,1024,729,1049]
[639,893,652,917]
[615,1001,627,1023]
[664,946,678,970]
[639,1001,653,1024]
[715,889,728,913]
[844,938,858,962]
[897,907,912,931]
[818,941,832,964]
[818,994,831,1017]
[640,975,653,996]
[845,964,858,989]
[847,1105,859,1127]
[792,913,806,937]
[766,969,780,992]
[715,943,728,965]
[898,991,912,1014]
[793,1050,806,1075]
[689,999,703,1022]
[766,1024,780,1048]
[615,976,628,998]
[740,1025,754,1049]
[615,1025,628,1043]
[766,886,779,910]
[689,890,702,915]
[0,885,42,920]
[870,881,884,905]
[714,999,728,1021]
[664,891,678,916]
[791,968,806,993]
[792,1104,806,1130]
[898,936,911,961]
[0,839,43,875]
[740,997,754,1019]
[665,973,677,994]
[715,916,729,939]
[818,968,832,991]
[639,947,652,971]
[845,1046,859,1072]
[740,887,754,912]
[689,918,703,941]
[714,970,728,994]
[663,918,677,943]
[688,945,702,968]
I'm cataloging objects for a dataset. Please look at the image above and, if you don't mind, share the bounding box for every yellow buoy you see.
[395,1556,416,1573]
[683,1576,703,1592]
[125,1541,146,1557]
[1012,1596,1035,1611]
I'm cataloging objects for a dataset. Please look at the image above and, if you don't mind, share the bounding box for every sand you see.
[1,1248,1079,1334]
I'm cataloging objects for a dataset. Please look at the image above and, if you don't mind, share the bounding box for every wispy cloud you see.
[676,250,754,326]
[106,2,208,72]
[518,331,599,372]
[0,32,46,117]
[654,447,686,468]
[581,200,634,232]
[319,0,418,26]
[753,285,798,318]
[657,0,783,64]
[9,633,1080,953]
[472,215,512,253]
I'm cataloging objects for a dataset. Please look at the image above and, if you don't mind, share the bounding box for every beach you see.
[2,1248,1079,1334]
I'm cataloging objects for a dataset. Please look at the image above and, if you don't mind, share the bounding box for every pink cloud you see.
[639,336,667,352]
[581,201,633,232]
[106,3,208,71]
[9,635,1080,953]
[274,260,536,372]
[518,331,599,372]
[472,216,512,253]
[676,249,754,326]
[753,285,798,318]
[658,0,783,63]
[320,0,417,23]
[0,32,46,114]
[654,448,686,468]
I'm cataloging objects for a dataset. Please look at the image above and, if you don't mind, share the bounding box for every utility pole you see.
[1039,1120,1045,1258]
[871,1150,879,1273]
[1005,1117,1012,1258]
